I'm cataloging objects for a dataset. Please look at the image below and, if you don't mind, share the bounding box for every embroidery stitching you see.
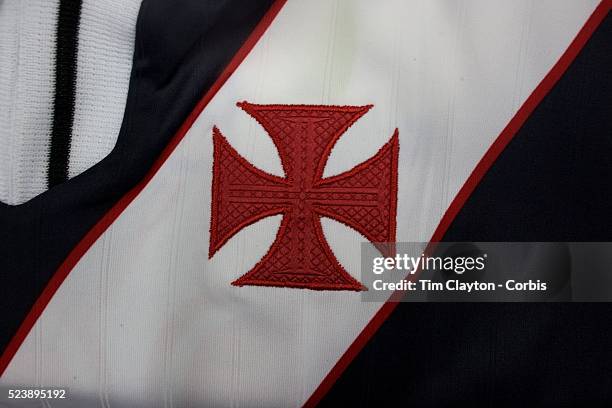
[209,102,399,290]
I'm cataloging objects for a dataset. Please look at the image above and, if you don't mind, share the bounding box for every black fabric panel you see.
[321,13,612,407]
[0,0,274,355]
[48,0,83,187]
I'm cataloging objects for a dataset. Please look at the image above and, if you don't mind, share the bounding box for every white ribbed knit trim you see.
[0,0,141,205]
[0,0,59,206]
[68,0,141,179]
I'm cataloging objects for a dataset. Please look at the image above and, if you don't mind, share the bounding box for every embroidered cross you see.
[209,102,398,290]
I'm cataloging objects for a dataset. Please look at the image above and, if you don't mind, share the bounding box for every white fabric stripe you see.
[1,1,599,407]
[68,0,141,179]
[0,0,59,205]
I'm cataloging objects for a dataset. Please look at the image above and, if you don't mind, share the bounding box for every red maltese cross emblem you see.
[209,102,399,290]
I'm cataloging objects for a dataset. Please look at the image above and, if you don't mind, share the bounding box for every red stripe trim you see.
[0,0,287,377]
[303,1,611,406]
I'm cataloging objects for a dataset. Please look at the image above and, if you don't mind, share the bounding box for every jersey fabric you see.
[0,0,611,407]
